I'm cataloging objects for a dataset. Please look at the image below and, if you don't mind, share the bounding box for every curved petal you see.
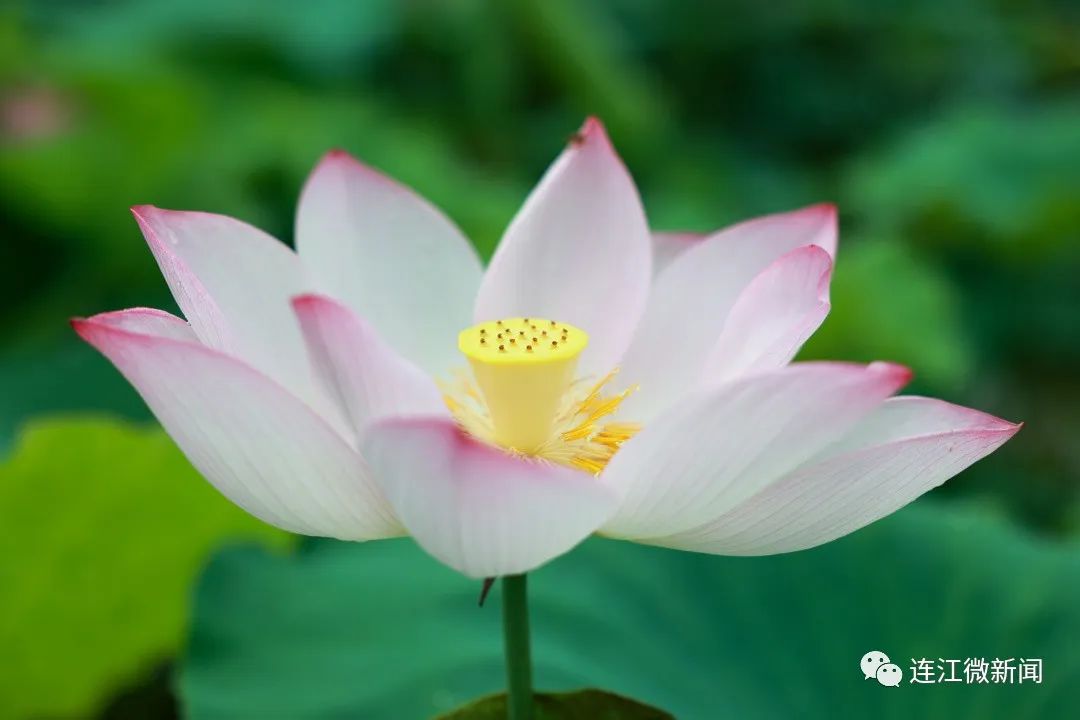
[84,306,199,341]
[810,394,1014,457]
[651,231,703,277]
[73,308,402,541]
[617,204,838,422]
[292,294,447,442]
[701,245,833,385]
[474,117,652,376]
[648,397,1021,555]
[132,206,329,415]
[295,150,482,376]
[364,417,618,578]
[602,362,910,540]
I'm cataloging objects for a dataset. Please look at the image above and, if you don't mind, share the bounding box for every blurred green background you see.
[1,0,1077,718]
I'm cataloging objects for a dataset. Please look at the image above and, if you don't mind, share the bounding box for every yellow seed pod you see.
[459,317,588,453]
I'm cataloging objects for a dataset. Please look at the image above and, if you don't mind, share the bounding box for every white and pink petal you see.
[617,204,838,421]
[295,150,483,376]
[645,397,1021,555]
[602,361,910,540]
[475,118,653,377]
[74,308,401,541]
[132,206,329,415]
[364,417,619,578]
[701,245,832,385]
[292,294,446,442]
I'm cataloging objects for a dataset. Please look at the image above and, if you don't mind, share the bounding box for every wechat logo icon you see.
[862,650,903,687]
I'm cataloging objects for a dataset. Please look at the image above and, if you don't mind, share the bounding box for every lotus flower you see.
[74,118,1019,579]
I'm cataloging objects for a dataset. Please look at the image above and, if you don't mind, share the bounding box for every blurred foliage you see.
[0,342,153,455]
[0,418,290,719]
[0,0,1077,717]
[846,102,1080,258]
[181,505,1079,719]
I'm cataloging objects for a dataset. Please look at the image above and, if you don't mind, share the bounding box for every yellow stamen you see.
[447,318,641,473]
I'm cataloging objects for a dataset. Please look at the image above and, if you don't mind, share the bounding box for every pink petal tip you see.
[571,116,611,149]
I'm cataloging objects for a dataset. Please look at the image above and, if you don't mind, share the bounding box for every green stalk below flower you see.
[502,573,534,720]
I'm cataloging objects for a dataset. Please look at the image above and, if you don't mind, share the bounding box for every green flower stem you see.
[502,573,534,720]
